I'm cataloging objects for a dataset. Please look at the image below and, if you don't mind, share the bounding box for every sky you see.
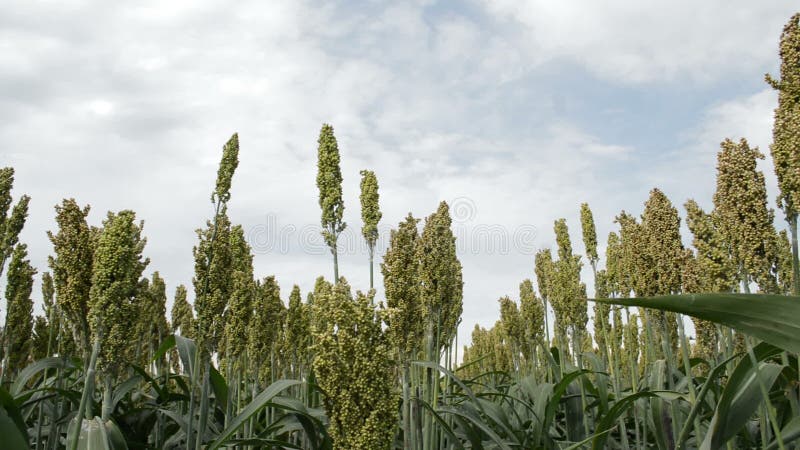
[1,0,797,348]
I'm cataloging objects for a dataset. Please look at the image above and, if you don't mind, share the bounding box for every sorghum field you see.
[1,11,800,450]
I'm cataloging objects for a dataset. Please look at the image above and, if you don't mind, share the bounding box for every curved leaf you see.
[174,335,196,378]
[0,404,28,449]
[593,294,800,353]
[207,379,300,449]
[765,415,800,450]
[416,399,466,450]
[700,344,785,450]
[0,386,29,447]
[208,365,228,410]
[151,334,176,363]
[593,391,660,450]
[111,376,143,411]
[11,357,73,396]
[104,419,129,450]
[438,404,514,450]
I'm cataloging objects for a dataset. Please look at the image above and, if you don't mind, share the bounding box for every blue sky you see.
[1,0,797,346]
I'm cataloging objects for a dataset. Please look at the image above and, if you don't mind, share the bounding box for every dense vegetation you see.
[1,11,799,450]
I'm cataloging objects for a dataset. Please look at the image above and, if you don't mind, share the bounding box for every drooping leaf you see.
[700,343,785,450]
[0,386,29,448]
[207,379,300,449]
[593,294,800,353]
[765,415,800,450]
[208,365,228,410]
[11,357,73,396]
[175,335,197,378]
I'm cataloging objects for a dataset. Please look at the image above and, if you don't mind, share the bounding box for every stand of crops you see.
[1,12,800,450]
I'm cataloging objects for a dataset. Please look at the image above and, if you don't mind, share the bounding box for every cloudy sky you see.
[2,1,797,346]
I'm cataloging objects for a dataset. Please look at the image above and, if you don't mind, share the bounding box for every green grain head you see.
[359,169,381,253]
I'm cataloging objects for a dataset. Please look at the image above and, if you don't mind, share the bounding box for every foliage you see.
[4,14,800,449]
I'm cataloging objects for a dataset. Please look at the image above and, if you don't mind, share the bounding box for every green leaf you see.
[0,406,28,449]
[267,396,329,449]
[0,386,29,448]
[208,365,228,410]
[565,428,613,450]
[438,405,514,450]
[417,399,466,450]
[11,356,73,396]
[103,419,129,450]
[545,369,591,433]
[207,379,300,449]
[593,391,660,450]
[111,375,142,411]
[593,294,800,353]
[151,334,176,363]
[649,360,672,450]
[676,353,739,449]
[765,415,800,450]
[223,438,303,448]
[584,352,609,415]
[175,335,196,378]
[701,344,784,450]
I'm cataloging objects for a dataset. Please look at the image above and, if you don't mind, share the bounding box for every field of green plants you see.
[1,11,799,450]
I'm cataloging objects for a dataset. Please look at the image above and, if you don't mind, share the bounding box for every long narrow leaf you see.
[208,366,228,410]
[593,294,800,353]
[11,357,73,396]
[174,335,196,379]
[765,416,800,450]
[0,386,29,447]
[700,344,784,450]
[207,379,300,449]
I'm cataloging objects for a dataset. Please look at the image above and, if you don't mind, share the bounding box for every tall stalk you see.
[68,335,100,450]
[789,213,800,296]
[187,198,223,450]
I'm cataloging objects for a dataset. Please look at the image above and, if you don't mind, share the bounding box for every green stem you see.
[195,359,211,449]
[745,338,784,450]
[68,335,100,450]
[603,310,629,449]
[101,376,112,421]
[402,359,411,450]
[787,211,799,296]
[369,246,374,290]
[677,316,702,446]
[187,198,223,450]
[332,239,339,282]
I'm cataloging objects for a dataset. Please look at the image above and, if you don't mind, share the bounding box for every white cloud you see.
[647,89,779,213]
[477,0,797,83]
[0,0,792,348]
[86,99,113,115]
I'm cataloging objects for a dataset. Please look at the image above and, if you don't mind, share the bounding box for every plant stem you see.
[788,211,799,296]
[68,335,100,450]
[402,359,411,450]
[332,239,339,282]
[369,246,374,290]
[195,358,211,449]
[101,375,112,421]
